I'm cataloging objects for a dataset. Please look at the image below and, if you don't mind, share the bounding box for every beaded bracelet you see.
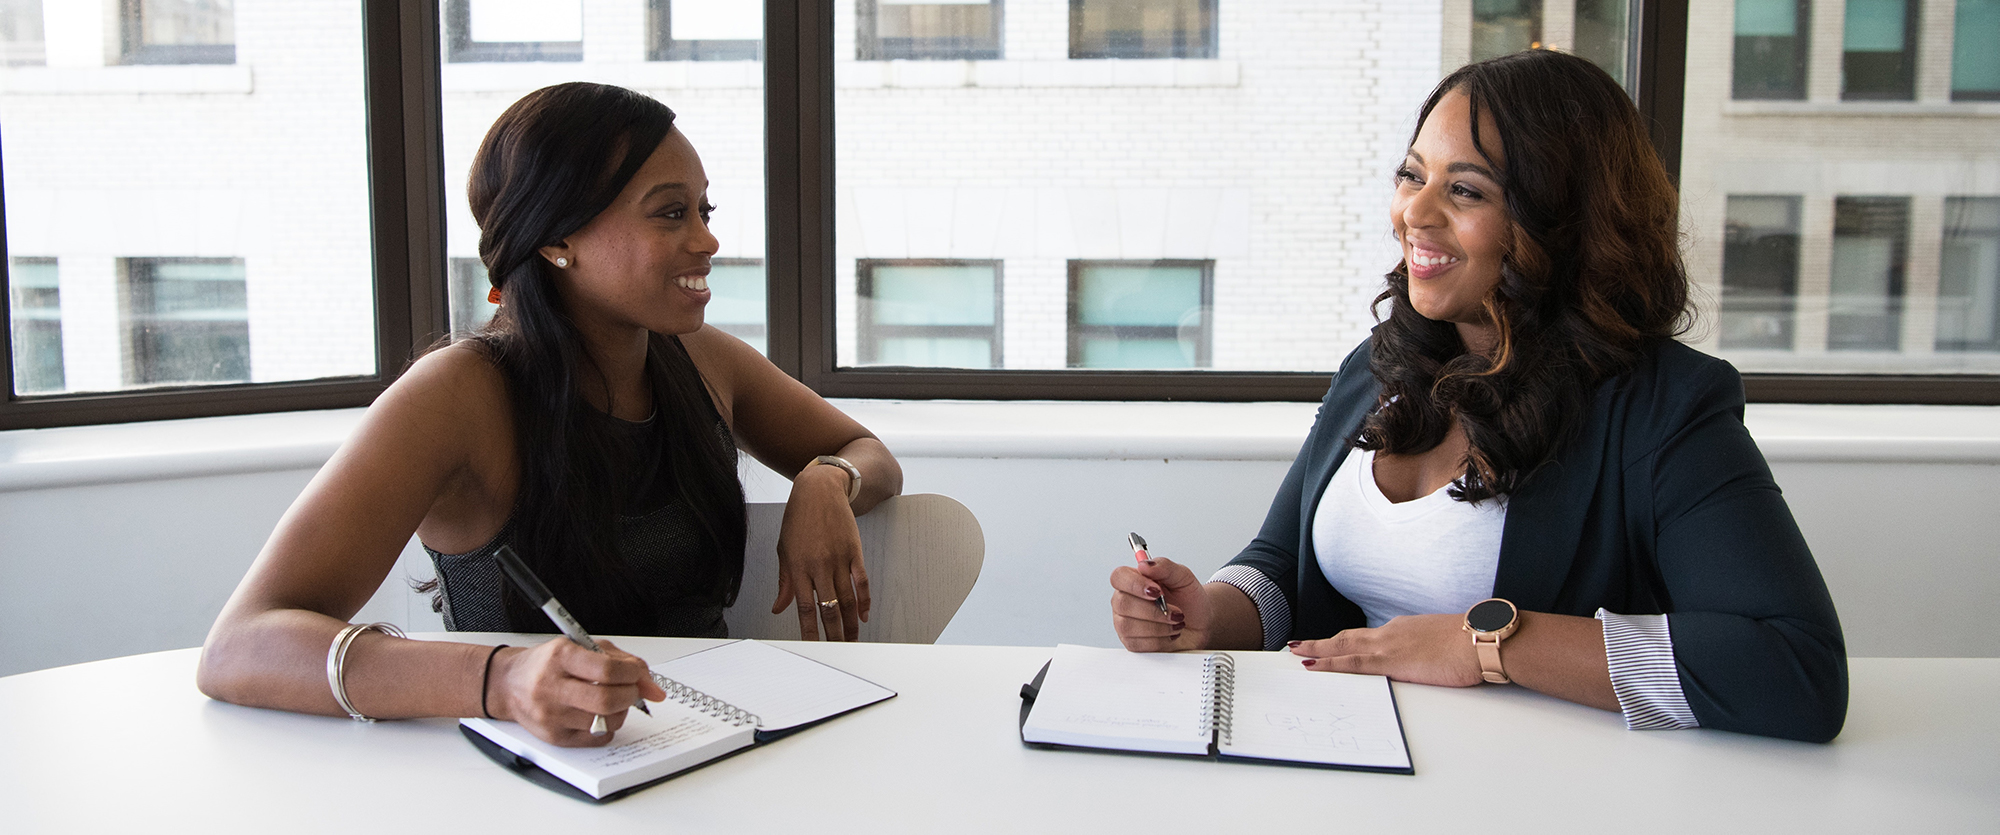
[325,622,406,722]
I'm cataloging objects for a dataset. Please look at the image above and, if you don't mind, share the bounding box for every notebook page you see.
[1021,644,1213,756]
[1218,664,1410,770]
[463,698,753,798]
[653,640,895,732]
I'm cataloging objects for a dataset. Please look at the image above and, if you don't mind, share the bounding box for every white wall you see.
[2,401,1997,678]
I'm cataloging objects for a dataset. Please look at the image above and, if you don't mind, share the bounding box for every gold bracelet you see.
[326,622,406,722]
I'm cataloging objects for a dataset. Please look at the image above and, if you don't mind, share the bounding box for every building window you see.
[857,0,1002,61]
[1954,0,2000,101]
[1829,197,1909,351]
[707,259,768,356]
[121,258,250,386]
[1842,0,1915,100]
[0,0,44,66]
[1720,197,1802,351]
[1939,198,2000,353]
[1733,0,1808,99]
[857,260,1001,368]
[1068,260,1212,369]
[1471,0,1541,63]
[1572,0,1629,87]
[120,0,235,65]
[8,258,63,394]
[649,0,761,61]
[1069,0,1216,60]
[448,258,498,334]
[445,0,582,64]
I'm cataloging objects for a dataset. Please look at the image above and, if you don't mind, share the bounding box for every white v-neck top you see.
[1311,447,1507,628]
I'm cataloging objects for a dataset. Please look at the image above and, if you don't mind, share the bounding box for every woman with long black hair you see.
[1109,50,1847,742]
[199,83,902,747]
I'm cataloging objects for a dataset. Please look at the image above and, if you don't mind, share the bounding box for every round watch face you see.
[1466,599,1517,633]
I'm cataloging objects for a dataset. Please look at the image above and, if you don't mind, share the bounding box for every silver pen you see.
[1127,532,1172,614]
[495,545,650,736]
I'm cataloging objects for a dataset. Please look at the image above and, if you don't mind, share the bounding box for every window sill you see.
[0,64,254,95]
[3,400,1997,494]
[837,59,1240,89]
[1721,100,2000,117]
[440,61,763,92]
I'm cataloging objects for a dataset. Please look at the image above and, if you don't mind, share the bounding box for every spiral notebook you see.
[1018,644,1412,774]
[461,639,896,801]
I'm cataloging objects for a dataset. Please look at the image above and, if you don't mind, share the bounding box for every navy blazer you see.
[1225,338,1848,742]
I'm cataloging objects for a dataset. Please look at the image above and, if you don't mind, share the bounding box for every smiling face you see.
[541,128,717,342]
[1391,89,1513,352]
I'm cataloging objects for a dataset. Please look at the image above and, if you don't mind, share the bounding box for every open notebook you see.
[1019,644,1413,774]
[462,639,896,801]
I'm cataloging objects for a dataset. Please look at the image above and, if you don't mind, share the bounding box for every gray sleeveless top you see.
[422,407,734,639]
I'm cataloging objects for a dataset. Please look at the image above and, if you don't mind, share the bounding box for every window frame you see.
[1,0,1995,431]
[119,0,237,66]
[1067,0,1218,60]
[854,0,1004,61]
[651,0,764,61]
[442,0,582,64]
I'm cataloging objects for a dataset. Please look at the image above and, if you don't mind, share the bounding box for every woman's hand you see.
[1108,557,1208,652]
[1288,614,1483,687]
[772,464,869,641]
[486,639,667,747]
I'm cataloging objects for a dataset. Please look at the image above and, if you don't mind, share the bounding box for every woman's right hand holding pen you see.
[1109,556,1213,652]
[485,639,667,748]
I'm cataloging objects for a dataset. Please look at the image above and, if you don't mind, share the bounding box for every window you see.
[1068,261,1211,369]
[707,259,769,356]
[1472,0,1542,62]
[857,0,1002,60]
[1720,197,1802,351]
[1572,0,1629,86]
[448,259,498,335]
[8,258,61,393]
[1939,198,2000,353]
[0,0,43,67]
[1828,197,1908,352]
[650,0,761,61]
[1955,0,2000,101]
[1733,0,1808,99]
[121,258,249,386]
[445,0,582,63]
[120,0,234,65]
[1842,0,1915,100]
[1069,0,1217,60]
[856,261,1001,368]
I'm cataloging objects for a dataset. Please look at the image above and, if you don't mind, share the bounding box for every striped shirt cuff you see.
[1211,565,1292,651]
[1597,609,1700,730]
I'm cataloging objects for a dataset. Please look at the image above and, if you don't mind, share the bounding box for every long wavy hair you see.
[1359,50,1691,502]
[452,82,746,633]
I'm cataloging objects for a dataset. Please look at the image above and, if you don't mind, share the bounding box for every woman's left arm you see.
[1290,611,1620,711]
[681,327,905,641]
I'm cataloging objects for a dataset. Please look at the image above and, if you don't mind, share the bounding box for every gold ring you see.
[819,598,840,610]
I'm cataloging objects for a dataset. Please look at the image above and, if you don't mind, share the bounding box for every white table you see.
[2,637,1994,833]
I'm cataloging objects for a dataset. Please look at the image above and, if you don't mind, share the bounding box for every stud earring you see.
[555,257,570,268]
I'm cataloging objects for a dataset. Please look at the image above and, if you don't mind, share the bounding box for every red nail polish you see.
[1287,640,1301,648]
[1144,559,1157,566]
[1302,659,1315,667]
[1144,587,1159,598]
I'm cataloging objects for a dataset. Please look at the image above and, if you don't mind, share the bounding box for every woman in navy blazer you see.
[1109,51,1846,742]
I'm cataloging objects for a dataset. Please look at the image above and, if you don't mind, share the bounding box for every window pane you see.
[857,261,999,368]
[1842,0,1914,100]
[1683,0,2000,375]
[859,0,1002,60]
[1,0,45,67]
[438,5,766,353]
[706,259,768,355]
[1720,196,1801,350]
[1939,198,2000,352]
[122,0,236,65]
[1472,0,1542,61]
[2,0,374,397]
[1954,0,2000,100]
[8,258,62,392]
[836,2,1635,375]
[1573,0,1629,87]
[1733,0,1806,99]
[1070,0,1217,60]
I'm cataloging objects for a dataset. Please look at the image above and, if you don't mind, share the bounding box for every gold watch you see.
[1463,598,1520,684]
[803,455,862,502]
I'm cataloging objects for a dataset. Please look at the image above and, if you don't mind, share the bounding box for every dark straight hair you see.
[460,82,747,633]
[1361,50,1692,502]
